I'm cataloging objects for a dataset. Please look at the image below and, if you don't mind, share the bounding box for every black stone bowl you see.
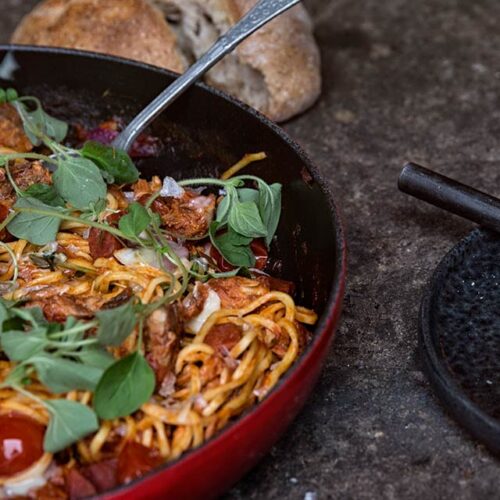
[420,228,500,453]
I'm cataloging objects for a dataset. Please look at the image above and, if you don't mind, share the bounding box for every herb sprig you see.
[178,176,282,267]
[0,88,139,213]
[0,298,156,452]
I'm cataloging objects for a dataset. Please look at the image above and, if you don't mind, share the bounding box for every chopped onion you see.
[160,176,185,198]
[114,248,161,268]
[188,195,213,210]
[186,289,221,334]
[123,191,135,202]
[168,240,189,260]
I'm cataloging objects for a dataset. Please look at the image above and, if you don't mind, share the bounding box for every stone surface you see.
[2,1,500,498]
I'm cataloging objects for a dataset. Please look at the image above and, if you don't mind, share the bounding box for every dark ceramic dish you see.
[420,227,500,454]
[0,46,346,499]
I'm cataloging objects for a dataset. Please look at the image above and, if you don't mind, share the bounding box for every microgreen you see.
[0,298,147,451]
[7,197,63,245]
[43,399,99,453]
[23,183,65,207]
[0,89,138,227]
[82,140,139,184]
[118,202,152,240]
[95,301,137,347]
[12,97,68,145]
[52,156,107,209]
[228,201,268,238]
[181,176,282,267]
[31,353,104,393]
[209,222,255,268]
[0,88,18,104]
[94,351,155,419]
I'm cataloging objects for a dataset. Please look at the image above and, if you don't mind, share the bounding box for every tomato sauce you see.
[0,413,45,477]
[116,441,163,484]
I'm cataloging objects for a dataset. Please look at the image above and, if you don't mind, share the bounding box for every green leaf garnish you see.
[118,202,152,240]
[52,156,107,210]
[0,329,46,361]
[228,201,267,238]
[23,183,65,207]
[0,88,18,104]
[95,302,137,347]
[7,197,63,245]
[94,352,155,419]
[31,353,104,393]
[82,141,140,184]
[75,345,115,370]
[43,399,99,453]
[237,188,260,204]
[209,222,255,268]
[12,99,68,145]
[260,183,282,245]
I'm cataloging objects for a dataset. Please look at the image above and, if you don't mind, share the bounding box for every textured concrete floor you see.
[3,1,500,499]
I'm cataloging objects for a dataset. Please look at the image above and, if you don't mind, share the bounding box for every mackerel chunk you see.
[0,103,33,153]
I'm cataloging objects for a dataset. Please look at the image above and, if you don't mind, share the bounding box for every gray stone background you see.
[2,0,500,498]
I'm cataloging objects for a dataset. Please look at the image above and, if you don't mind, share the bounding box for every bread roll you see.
[12,0,321,122]
[11,0,186,72]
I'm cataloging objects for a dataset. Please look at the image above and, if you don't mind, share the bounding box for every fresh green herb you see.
[181,175,282,267]
[209,222,255,268]
[75,345,115,370]
[1,329,47,361]
[118,202,152,240]
[10,306,47,328]
[0,90,113,217]
[215,186,235,225]
[94,352,155,419]
[52,156,107,210]
[228,201,267,238]
[23,183,66,207]
[7,197,63,245]
[43,399,99,453]
[31,353,104,393]
[237,188,260,204]
[0,90,286,451]
[259,183,282,246]
[82,141,140,184]
[0,88,18,104]
[95,301,137,347]
[12,98,68,145]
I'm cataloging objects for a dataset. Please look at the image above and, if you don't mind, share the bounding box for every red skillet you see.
[0,46,346,499]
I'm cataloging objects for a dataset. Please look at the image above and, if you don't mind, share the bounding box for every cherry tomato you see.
[116,441,163,484]
[250,239,268,271]
[0,413,45,477]
[209,244,235,272]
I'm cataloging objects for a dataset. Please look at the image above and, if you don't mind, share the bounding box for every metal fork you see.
[112,0,301,152]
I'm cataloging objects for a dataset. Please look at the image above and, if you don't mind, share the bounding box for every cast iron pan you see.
[0,46,346,499]
[399,163,500,453]
[420,228,500,454]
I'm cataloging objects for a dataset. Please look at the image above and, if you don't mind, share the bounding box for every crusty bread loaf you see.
[11,0,186,72]
[12,0,321,122]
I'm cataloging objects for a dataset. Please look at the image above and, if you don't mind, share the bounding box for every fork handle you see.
[113,0,301,152]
